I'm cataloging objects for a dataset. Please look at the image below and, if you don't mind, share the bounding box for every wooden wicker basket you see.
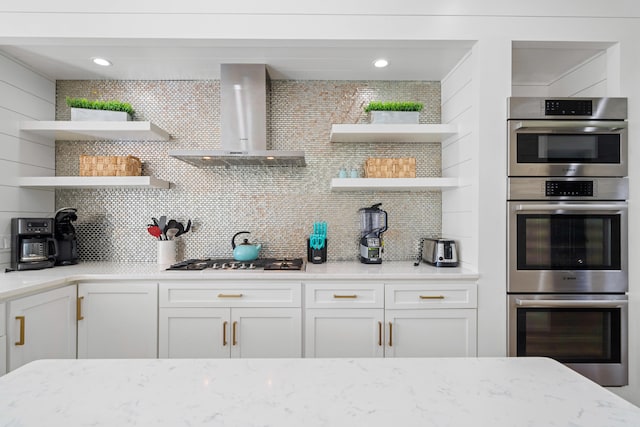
[79,155,142,177]
[364,157,416,178]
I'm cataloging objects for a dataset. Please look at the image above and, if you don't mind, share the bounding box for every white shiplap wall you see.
[441,50,477,271]
[0,52,55,268]
[512,51,607,97]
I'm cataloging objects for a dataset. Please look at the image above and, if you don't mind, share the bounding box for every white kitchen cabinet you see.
[304,282,385,357]
[384,283,477,357]
[305,309,384,357]
[0,302,6,376]
[304,281,477,358]
[159,307,229,358]
[7,286,77,372]
[159,307,301,358]
[158,281,302,358]
[384,309,477,357]
[77,281,158,359]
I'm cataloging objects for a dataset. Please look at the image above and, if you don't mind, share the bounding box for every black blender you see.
[359,203,388,264]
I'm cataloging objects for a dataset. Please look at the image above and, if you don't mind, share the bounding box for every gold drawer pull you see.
[218,293,243,298]
[333,294,358,299]
[419,295,445,300]
[223,321,228,346]
[232,321,238,346]
[77,296,84,321]
[15,316,25,346]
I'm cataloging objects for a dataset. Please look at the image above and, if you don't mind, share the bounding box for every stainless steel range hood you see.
[169,64,306,167]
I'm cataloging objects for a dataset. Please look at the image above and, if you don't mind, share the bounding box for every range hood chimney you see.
[169,64,306,167]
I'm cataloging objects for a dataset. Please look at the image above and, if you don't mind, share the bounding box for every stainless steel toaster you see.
[422,238,458,267]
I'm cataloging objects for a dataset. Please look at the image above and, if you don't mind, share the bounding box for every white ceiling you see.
[0,39,610,83]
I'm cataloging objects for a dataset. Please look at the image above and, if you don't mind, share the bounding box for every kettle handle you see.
[232,231,250,249]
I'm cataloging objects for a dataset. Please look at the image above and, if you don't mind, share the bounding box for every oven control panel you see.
[545,180,594,197]
[545,99,593,116]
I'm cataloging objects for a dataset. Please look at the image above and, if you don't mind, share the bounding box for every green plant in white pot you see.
[66,97,135,121]
[364,101,424,124]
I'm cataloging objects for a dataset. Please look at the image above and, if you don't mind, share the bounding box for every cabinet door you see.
[0,336,6,376]
[159,308,230,358]
[0,302,5,375]
[7,286,77,371]
[231,308,302,358]
[305,309,384,358]
[385,309,477,358]
[77,282,158,359]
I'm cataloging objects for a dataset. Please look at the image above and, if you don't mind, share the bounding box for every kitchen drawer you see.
[0,302,5,336]
[385,283,477,309]
[159,281,301,308]
[305,282,384,309]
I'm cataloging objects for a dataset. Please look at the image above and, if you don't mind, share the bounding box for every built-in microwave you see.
[507,97,627,177]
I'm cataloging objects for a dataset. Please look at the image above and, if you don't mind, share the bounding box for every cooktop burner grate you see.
[166,258,304,271]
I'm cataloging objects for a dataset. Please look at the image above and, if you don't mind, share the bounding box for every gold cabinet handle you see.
[388,322,393,347]
[223,321,228,346]
[232,321,238,346]
[378,321,382,346]
[77,296,84,320]
[419,295,445,300]
[15,316,25,346]
[333,294,358,299]
[218,293,243,298]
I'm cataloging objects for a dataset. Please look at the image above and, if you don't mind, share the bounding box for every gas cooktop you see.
[166,258,305,271]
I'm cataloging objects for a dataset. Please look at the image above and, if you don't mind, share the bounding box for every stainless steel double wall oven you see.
[507,97,629,386]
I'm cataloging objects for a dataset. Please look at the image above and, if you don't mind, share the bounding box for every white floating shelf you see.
[330,124,457,143]
[330,177,459,192]
[19,176,171,189]
[20,121,171,141]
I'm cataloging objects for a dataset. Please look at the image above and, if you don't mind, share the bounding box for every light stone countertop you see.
[0,357,638,426]
[0,261,479,301]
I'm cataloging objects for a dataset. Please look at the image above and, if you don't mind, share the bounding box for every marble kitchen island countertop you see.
[0,357,638,427]
[0,261,478,301]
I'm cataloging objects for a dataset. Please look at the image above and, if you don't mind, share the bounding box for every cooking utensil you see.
[310,221,327,249]
[158,216,167,239]
[165,228,179,240]
[147,225,162,240]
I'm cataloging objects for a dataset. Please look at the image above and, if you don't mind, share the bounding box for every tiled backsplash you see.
[55,79,442,262]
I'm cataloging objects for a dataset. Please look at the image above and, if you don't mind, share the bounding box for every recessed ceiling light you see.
[91,57,112,67]
[373,59,389,68]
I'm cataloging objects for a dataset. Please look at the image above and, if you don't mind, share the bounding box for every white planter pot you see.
[370,111,419,124]
[71,108,132,121]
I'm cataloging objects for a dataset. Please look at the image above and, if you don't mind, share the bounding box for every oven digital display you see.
[545,99,593,116]
[545,180,594,197]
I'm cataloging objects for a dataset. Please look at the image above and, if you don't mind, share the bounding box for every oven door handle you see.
[513,120,627,132]
[515,299,627,308]
[513,203,626,212]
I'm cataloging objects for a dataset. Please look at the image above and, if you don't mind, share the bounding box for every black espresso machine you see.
[54,207,79,265]
[10,218,58,271]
